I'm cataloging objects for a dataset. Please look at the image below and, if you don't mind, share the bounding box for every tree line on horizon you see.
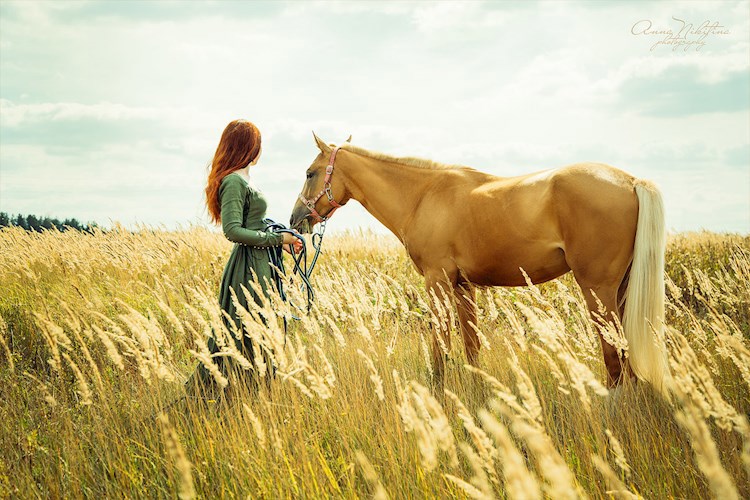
[0,212,99,233]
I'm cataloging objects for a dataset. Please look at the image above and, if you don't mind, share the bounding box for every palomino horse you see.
[290,133,671,394]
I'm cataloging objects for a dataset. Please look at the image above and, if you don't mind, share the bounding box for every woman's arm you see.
[219,176,283,247]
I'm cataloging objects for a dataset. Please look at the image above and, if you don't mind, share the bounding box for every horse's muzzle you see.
[289,205,313,233]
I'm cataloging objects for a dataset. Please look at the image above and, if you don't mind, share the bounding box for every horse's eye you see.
[306,172,314,179]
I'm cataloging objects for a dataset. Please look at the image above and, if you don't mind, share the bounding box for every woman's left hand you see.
[282,234,304,254]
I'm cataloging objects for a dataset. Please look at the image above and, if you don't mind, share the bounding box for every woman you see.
[187,119,303,397]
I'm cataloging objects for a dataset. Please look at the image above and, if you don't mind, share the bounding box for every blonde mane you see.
[340,143,468,171]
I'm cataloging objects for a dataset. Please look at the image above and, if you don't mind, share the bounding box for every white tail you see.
[622,180,672,394]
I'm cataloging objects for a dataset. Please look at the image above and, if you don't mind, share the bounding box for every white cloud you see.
[0,100,161,127]
[410,2,505,33]
[602,48,749,89]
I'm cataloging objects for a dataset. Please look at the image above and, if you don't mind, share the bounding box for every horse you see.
[289,133,671,394]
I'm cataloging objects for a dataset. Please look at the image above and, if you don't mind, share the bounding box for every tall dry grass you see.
[0,225,748,498]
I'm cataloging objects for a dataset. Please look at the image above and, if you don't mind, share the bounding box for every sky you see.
[1,0,748,234]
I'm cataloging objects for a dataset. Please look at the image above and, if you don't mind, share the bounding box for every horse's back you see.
[552,162,636,193]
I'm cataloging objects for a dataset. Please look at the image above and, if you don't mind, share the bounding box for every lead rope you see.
[263,218,326,319]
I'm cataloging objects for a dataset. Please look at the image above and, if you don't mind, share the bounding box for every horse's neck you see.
[339,151,440,240]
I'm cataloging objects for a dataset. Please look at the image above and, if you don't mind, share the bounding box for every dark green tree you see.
[3,212,98,232]
[25,214,40,231]
[14,214,27,230]
[62,217,81,231]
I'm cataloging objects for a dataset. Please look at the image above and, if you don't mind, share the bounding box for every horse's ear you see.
[345,135,352,143]
[312,131,331,153]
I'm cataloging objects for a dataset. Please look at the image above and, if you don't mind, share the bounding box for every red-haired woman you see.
[187,119,302,398]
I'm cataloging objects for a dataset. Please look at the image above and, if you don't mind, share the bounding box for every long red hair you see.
[205,119,261,224]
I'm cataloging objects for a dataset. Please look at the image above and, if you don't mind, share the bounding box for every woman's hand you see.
[282,233,304,254]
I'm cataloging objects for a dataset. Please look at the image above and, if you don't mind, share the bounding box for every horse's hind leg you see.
[578,282,633,387]
[455,280,480,367]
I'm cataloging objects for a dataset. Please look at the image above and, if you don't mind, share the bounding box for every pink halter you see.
[298,147,344,223]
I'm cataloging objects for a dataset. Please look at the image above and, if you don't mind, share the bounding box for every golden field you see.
[0,226,748,499]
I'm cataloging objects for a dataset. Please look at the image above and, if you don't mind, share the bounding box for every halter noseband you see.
[298,147,344,223]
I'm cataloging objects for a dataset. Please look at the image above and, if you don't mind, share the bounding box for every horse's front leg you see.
[424,271,456,390]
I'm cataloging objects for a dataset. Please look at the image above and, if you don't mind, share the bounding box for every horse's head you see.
[289,132,351,233]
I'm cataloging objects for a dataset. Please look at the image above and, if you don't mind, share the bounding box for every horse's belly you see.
[460,245,570,286]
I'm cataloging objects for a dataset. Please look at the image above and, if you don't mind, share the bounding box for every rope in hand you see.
[263,218,326,316]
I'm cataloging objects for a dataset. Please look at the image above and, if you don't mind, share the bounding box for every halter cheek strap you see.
[298,147,344,223]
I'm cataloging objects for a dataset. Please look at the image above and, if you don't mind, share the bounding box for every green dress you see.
[192,172,284,389]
